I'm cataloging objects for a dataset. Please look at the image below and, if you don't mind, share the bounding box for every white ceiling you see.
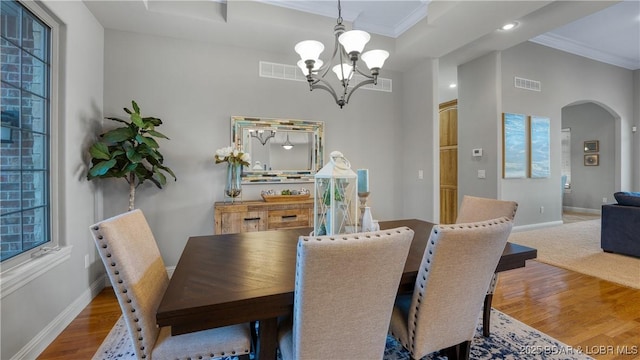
[83,0,639,101]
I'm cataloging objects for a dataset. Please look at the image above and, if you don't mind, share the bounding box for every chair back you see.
[90,209,168,360]
[292,227,414,359]
[394,218,513,359]
[455,195,518,223]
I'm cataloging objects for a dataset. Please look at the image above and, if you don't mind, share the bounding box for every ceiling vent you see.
[514,76,541,92]
[259,61,392,93]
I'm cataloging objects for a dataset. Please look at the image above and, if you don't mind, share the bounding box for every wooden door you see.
[439,100,458,224]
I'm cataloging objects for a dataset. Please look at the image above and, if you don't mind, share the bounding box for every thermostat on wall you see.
[472,148,483,157]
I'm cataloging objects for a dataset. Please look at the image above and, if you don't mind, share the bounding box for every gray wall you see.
[458,51,501,200]
[400,58,439,220]
[459,41,636,226]
[102,29,432,266]
[562,103,616,210]
[1,2,104,359]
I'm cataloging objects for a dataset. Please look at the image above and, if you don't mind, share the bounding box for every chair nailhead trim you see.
[93,227,151,360]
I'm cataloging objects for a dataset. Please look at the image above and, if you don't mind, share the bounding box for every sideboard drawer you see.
[219,210,267,234]
[268,208,310,230]
[214,200,313,234]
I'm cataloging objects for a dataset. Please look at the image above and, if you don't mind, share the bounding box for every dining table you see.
[156,219,537,360]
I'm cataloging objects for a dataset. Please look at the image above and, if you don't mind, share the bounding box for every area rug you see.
[93,309,592,360]
[509,219,640,289]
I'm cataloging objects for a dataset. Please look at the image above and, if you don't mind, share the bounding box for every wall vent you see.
[514,76,541,92]
[259,61,307,82]
[259,61,392,93]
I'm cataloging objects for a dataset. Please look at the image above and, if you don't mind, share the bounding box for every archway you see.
[561,101,619,215]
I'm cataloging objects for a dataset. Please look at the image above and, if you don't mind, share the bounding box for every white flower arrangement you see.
[214,146,251,166]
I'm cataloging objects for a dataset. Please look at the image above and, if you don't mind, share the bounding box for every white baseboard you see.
[563,206,602,215]
[13,275,106,360]
[513,220,564,232]
[167,265,176,278]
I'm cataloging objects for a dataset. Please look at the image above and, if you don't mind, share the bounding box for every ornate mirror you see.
[231,116,324,183]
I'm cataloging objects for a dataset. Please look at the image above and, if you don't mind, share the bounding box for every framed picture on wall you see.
[502,112,527,178]
[584,140,599,152]
[529,115,550,178]
[584,154,599,166]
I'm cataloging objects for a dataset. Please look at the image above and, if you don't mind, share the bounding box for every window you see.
[1,0,52,264]
[561,128,571,190]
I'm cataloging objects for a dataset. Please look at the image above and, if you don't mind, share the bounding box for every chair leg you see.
[250,321,258,347]
[459,340,471,360]
[483,293,493,337]
[441,341,471,360]
[442,345,458,359]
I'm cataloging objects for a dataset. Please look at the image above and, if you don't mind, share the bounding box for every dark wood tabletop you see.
[156,219,536,360]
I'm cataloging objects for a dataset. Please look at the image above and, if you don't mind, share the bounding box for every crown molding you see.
[530,33,639,70]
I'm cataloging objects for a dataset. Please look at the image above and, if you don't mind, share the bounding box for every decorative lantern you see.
[313,151,358,235]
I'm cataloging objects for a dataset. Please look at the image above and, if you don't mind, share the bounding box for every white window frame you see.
[0,0,69,298]
[561,128,571,191]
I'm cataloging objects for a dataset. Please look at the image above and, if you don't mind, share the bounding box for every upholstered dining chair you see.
[388,217,513,360]
[277,227,415,360]
[456,195,518,336]
[456,195,518,224]
[90,209,252,360]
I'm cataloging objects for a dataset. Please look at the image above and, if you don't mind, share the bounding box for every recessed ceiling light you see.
[449,83,457,88]
[501,22,518,31]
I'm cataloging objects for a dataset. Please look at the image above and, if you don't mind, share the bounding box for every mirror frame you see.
[231,116,324,183]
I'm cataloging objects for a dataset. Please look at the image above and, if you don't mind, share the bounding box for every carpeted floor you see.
[561,211,600,224]
[509,219,640,289]
[93,309,593,360]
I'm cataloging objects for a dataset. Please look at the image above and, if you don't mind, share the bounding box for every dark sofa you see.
[601,192,640,258]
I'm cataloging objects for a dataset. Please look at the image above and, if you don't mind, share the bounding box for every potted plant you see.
[87,100,176,211]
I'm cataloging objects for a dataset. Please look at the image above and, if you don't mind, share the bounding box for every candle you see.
[357,169,369,193]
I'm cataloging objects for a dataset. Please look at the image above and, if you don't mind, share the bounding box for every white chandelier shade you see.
[361,49,389,70]
[294,0,389,108]
[294,40,325,62]
[338,30,370,55]
[332,63,353,81]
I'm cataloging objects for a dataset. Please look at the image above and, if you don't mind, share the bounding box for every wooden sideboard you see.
[214,200,314,234]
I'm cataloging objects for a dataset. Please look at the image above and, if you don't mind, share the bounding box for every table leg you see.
[483,293,493,337]
[257,318,278,360]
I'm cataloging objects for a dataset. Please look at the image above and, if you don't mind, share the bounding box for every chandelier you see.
[294,0,389,109]
[249,129,276,145]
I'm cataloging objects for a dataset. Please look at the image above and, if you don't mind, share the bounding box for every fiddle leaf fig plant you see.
[87,100,177,211]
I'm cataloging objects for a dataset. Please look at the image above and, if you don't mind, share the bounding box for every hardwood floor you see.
[38,261,640,360]
[37,288,121,360]
[493,261,640,360]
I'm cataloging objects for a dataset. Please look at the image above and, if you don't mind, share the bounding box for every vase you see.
[225,162,242,201]
[362,206,374,232]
